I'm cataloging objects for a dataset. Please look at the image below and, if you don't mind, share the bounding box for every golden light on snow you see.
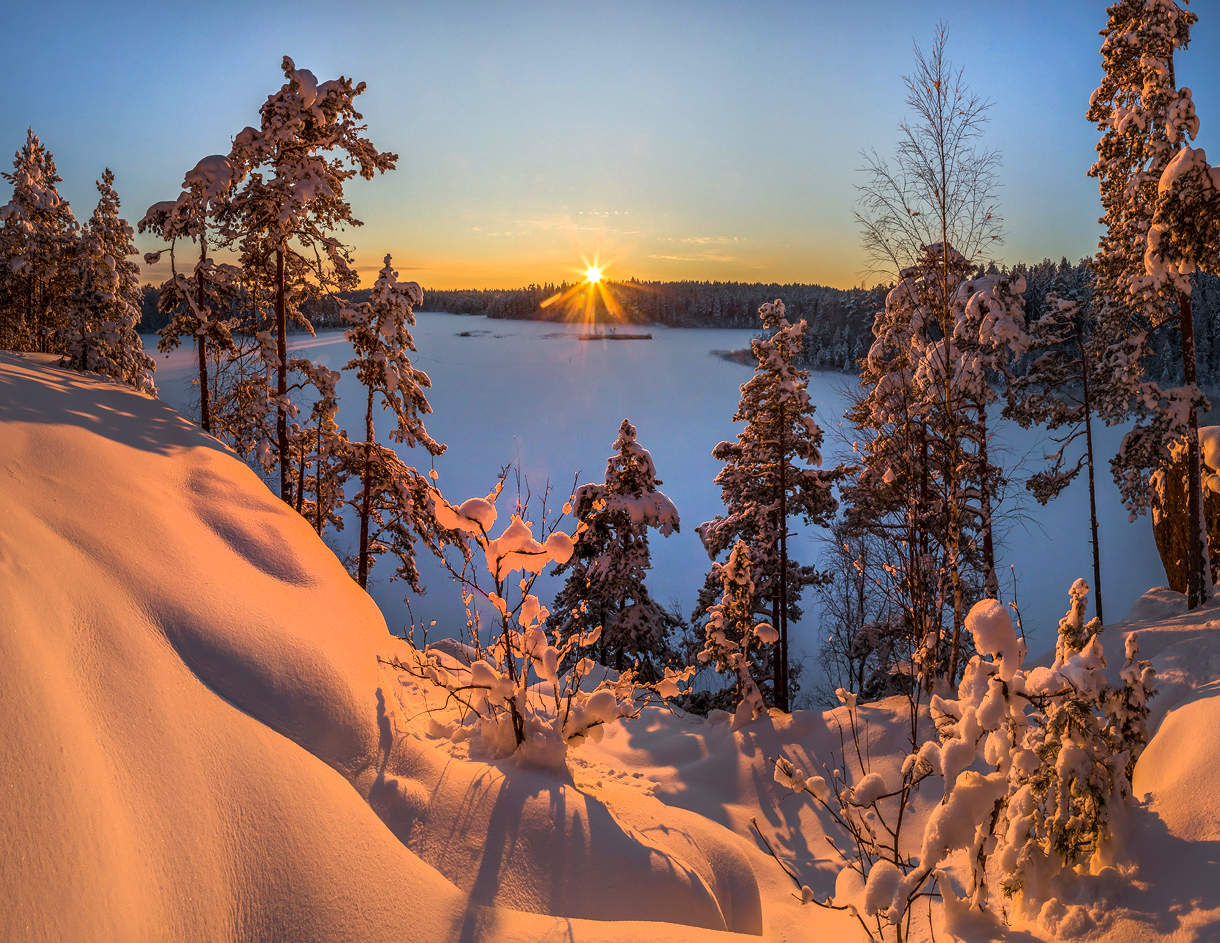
[585,265,603,284]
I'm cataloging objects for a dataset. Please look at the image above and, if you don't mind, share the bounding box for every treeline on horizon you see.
[138,262,1220,382]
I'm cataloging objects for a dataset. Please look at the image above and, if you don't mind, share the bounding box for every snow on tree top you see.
[183,155,236,203]
[965,598,1022,680]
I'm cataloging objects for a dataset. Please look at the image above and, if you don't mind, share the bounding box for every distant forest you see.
[139,260,1220,381]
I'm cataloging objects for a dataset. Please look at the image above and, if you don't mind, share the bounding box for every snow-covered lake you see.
[144,311,1163,696]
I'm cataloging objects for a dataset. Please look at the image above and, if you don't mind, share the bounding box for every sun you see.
[585,265,603,284]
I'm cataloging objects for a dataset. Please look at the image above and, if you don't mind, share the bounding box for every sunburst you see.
[539,253,625,326]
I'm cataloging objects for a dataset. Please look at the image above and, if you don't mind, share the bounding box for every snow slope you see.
[2,352,1218,942]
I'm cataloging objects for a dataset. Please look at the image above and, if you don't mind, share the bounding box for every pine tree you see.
[139,155,240,433]
[551,418,681,676]
[0,129,77,352]
[228,57,397,503]
[344,254,444,589]
[697,299,840,711]
[1087,0,1210,606]
[1006,271,1109,623]
[287,358,348,537]
[951,267,1028,599]
[1105,632,1156,783]
[62,170,155,392]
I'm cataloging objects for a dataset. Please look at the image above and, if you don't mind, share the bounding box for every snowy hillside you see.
[2,351,1218,943]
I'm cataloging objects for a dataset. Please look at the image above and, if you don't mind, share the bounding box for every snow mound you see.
[0,354,758,942]
[4,353,1220,943]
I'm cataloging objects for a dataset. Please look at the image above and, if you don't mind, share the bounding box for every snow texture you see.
[4,354,1219,942]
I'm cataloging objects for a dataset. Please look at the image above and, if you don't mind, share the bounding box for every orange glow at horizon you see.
[537,253,628,326]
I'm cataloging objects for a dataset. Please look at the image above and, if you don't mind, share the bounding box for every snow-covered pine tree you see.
[1006,271,1109,623]
[1087,0,1211,606]
[697,540,779,727]
[551,419,681,677]
[227,57,397,503]
[697,299,840,711]
[139,155,241,434]
[61,170,155,392]
[771,584,1157,934]
[399,481,693,765]
[951,267,1028,599]
[1105,632,1156,784]
[0,130,77,353]
[999,579,1115,896]
[287,358,347,537]
[344,254,444,590]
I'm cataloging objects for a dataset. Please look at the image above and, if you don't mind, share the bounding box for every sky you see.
[2,0,1218,290]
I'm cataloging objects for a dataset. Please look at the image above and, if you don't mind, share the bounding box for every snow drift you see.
[2,351,1219,942]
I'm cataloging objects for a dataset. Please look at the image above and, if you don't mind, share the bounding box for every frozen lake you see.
[145,311,1163,698]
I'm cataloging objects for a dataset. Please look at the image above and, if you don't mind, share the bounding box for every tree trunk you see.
[1180,288,1210,608]
[977,404,998,599]
[197,239,211,435]
[777,403,789,713]
[1078,323,1104,624]
[275,246,289,503]
[358,384,374,589]
[314,424,324,535]
[296,438,306,514]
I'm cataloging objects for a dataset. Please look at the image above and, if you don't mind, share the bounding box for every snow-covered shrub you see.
[761,684,937,943]
[767,581,1156,938]
[382,476,692,767]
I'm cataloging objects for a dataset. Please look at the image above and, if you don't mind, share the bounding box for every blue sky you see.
[3,0,1218,288]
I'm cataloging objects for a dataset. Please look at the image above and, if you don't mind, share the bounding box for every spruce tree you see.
[0,129,77,352]
[1006,271,1109,623]
[63,170,155,392]
[551,418,681,676]
[697,299,839,711]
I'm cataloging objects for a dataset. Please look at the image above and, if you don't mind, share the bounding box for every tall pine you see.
[1087,0,1210,606]
[228,57,397,503]
[697,299,839,711]
[344,254,444,590]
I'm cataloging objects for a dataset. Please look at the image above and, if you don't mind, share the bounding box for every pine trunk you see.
[296,439,306,514]
[314,424,324,535]
[357,384,374,589]
[197,239,211,435]
[1078,322,1104,623]
[978,404,998,599]
[777,403,789,713]
[1180,289,1210,608]
[275,246,289,503]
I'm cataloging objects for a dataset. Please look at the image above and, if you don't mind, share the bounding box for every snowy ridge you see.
[2,352,1219,942]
